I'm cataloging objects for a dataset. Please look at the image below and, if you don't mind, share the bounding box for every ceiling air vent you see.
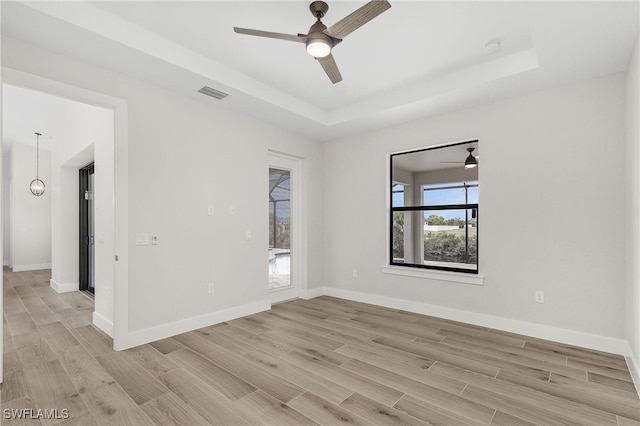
[198,86,228,100]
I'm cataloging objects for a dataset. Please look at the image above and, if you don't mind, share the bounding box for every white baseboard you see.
[321,286,630,356]
[13,263,52,272]
[113,299,271,351]
[93,311,114,337]
[50,279,79,293]
[300,287,324,300]
[626,347,640,398]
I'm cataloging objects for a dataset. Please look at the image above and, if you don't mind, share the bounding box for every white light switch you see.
[245,230,252,241]
[135,233,149,246]
[152,235,159,245]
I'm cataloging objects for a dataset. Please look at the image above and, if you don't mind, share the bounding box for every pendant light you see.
[29,132,45,196]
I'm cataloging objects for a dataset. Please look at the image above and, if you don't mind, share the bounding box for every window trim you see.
[388,139,479,275]
[381,265,485,286]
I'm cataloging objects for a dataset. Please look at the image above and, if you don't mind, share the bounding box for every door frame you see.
[268,151,306,304]
[1,67,130,357]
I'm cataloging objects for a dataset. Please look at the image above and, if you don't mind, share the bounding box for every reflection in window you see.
[390,141,479,274]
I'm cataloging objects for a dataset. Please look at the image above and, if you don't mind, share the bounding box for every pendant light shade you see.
[30,178,45,196]
[464,147,478,169]
[30,132,46,196]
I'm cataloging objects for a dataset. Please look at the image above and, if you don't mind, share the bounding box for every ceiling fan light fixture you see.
[464,152,478,169]
[306,35,331,58]
[234,0,391,82]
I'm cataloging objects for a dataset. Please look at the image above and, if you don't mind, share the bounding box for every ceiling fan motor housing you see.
[306,20,333,57]
[307,21,332,44]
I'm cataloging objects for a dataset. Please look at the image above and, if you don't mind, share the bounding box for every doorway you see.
[268,153,303,303]
[269,168,291,290]
[79,163,95,294]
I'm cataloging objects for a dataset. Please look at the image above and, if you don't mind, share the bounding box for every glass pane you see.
[423,181,478,205]
[89,172,95,290]
[424,209,477,270]
[269,168,291,290]
[392,183,405,208]
[391,211,409,262]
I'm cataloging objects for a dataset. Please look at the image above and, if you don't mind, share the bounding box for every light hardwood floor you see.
[1,268,639,425]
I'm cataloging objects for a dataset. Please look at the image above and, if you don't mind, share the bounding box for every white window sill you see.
[381,265,484,286]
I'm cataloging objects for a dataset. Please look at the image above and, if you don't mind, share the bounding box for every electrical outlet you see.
[207,205,215,215]
[535,291,544,303]
[352,269,358,278]
[151,235,159,245]
[208,283,215,294]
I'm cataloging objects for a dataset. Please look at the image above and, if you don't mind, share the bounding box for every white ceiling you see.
[2,1,638,142]
[393,141,479,173]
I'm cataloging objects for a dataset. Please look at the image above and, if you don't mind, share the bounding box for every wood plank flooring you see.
[2,268,639,425]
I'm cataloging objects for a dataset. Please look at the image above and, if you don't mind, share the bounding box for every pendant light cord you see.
[35,132,41,179]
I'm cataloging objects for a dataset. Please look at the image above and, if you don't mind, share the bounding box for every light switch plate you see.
[135,233,149,246]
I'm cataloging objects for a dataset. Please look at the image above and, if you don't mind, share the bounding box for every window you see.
[390,140,479,274]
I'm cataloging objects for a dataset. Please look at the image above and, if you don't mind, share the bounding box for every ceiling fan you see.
[233,0,391,84]
[440,147,479,169]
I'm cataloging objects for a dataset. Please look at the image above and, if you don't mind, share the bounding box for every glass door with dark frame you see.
[268,167,291,291]
[79,163,95,294]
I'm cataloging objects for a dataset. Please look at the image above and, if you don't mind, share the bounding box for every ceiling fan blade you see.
[317,53,342,84]
[324,0,391,40]
[234,27,305,43]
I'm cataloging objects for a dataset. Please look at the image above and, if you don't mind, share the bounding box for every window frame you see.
[389,140,479,275]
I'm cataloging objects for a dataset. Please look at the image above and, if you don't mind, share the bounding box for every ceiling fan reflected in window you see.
[233,0,392,84]
[440,147,479,169]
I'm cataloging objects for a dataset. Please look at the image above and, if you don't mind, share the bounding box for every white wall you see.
[47,95,114,336]
[324,73,627,350]
[2,37,324,347]
[9,142,52,271]
[3,151,10,266]
[122,67,323,333]
[625,34,640,390]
